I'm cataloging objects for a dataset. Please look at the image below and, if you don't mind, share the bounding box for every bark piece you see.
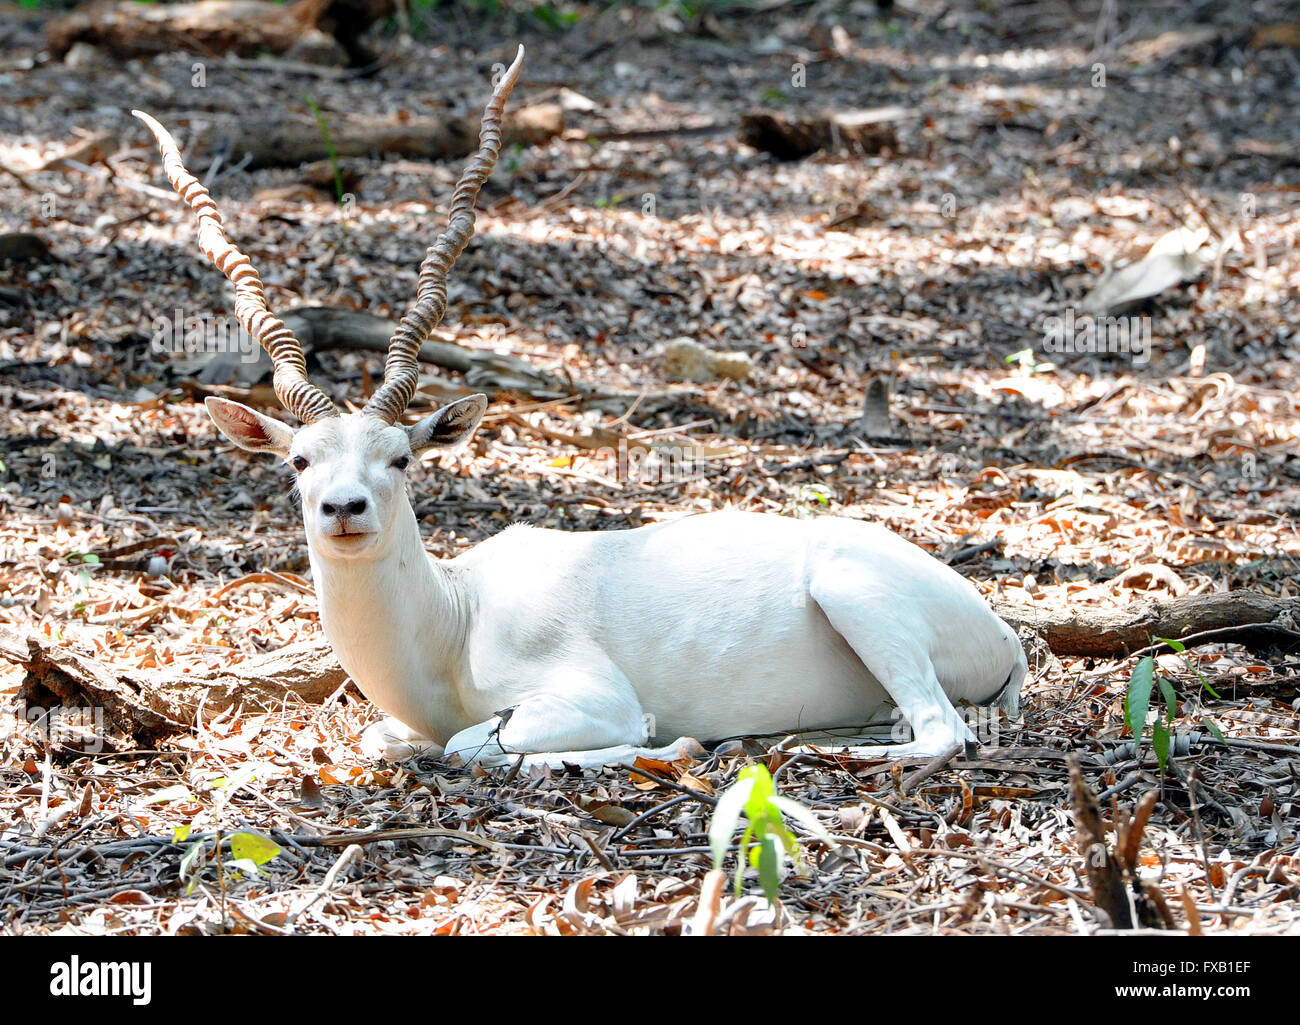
[739,107,911,160]
[1069,758,1167,930]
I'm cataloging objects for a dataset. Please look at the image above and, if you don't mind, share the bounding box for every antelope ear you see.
[205,397,295,457]
[407,394,487,455]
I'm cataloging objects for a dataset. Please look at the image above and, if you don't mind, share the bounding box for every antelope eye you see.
[290,456,309,472]
[391,455,411,471]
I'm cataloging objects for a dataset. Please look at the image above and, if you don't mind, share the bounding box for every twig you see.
[0,162,41,193]
[1187,767,1216,904]
[900,742,963,794]
[1097,771,1145,803]
[943,538,1003,565]
[535,170,589,212]
[578,831,616,873]
[313,825,505,853]
[1123,623,1300,662]
[626,767,718,807]
[611,793,694,841]
[286,843,363,929]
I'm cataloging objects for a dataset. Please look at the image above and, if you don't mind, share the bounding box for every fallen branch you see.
[994,590,1300,658]
[200,306,708,415]
[214,103,563,169]
[46,0,394,67]
[282,307,557,395]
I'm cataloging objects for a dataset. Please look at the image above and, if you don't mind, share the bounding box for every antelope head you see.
[135,47,523,562]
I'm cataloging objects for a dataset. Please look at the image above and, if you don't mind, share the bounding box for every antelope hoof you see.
[443,716,509,767]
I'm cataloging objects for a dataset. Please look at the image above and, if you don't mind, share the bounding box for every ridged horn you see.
[363,44,524,424]
[133,109,339,425]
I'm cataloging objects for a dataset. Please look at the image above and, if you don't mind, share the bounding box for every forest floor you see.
[1,0,1298,935]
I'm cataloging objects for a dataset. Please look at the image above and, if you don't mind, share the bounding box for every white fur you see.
[206,398,1027,769]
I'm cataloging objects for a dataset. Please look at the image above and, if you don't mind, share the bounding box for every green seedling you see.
[709,763,836,901]
[1153,637,1227,745]
[1125,652,1223,777]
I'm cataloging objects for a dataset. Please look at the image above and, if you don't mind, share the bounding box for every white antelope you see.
[136,46,1026,770]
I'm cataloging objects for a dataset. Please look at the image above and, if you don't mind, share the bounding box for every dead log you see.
[1,627,342,750]
[215,103,563,169]
[46,0,359,65]
[285,307,563,395]
[739,107,911,160]
[994,590,1300,658]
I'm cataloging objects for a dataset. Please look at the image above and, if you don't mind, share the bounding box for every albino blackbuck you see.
[136,46,1026,769]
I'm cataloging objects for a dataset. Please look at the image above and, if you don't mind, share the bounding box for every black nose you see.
[322,497,368,518]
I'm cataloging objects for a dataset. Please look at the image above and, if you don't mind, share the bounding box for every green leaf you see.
[1125,656,1154,741]
[1155,636,1185,653]
[757,832,783,900]
[712,762,836,899]
[769,795,838,847]
[172,823,192,843]
[1201,717,1226,744]
[739,764,775,821]
[1157,677,1178,722]
[1153,722,1171,776]
[709,776,754,870]
[1199,677,1222,700]
[304,95,347,221]
[81,553,100,565]
[229,831,281,867]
